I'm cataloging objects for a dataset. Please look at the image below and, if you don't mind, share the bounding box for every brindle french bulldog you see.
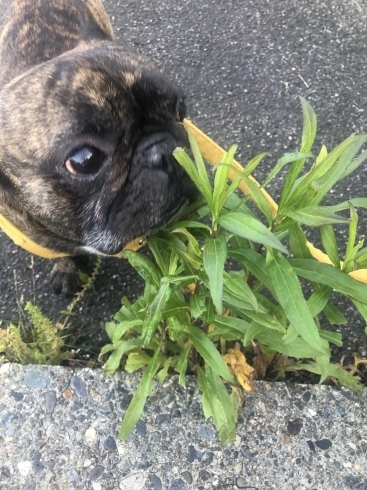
[0,0,196,294]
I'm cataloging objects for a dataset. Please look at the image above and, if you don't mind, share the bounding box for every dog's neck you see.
[0,0,114,88]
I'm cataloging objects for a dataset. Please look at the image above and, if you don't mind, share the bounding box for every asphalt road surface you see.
[1,0,367,363]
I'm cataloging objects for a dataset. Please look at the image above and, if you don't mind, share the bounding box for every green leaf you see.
[307,286,332,317]
[172,228,201,258]
[319,330,342,347]
[173,148,213,207]
[324,304,348,325]
[183,324,235,383]
[285,207,349,226]
[147,236,169,275]
[218,211,288,254]
[240,175,273,224]
[125,350,153,373]
[299,96,318,154]
[187,129,213,204]
[315,341,331,383]
[242,152,269,177]
[162,297,190,318]
[282,135,359,209]
[213,145,238,218]
[174,343,192,387]
[278,97,317,208]
[78,271,90,284]
[318,198,367,214]
[320,225,340,268]
[315,144,328,166]
[282,325,300,345]
[203,235,227,314]
[156,359,171,383]
[103,338,143,376]
[266,250,326,355]
[112,319,143,343]
[228,249,275,293]
[197,365,237,445]
[239,309,286,334]
[212,315,250,340]
[105,321,116,341]
[344,203,358,269]
[350,298,367,324]
[256,330,328,358]
[190,294,207,319]
[223,272,258,311]
[263,152,313,188]
[289,259,367,304]
[121,250,161,287]
[288,222,313,259]
[142,282,172,346]
[356,253,367,269]
[292,362,363,390]
[165,220,211,232]
[309,136,367,205]
[118,348,162,440]
[243,321,267,345]
[162,274,198,289]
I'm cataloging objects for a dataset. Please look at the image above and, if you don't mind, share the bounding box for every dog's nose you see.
[144,140,172,171]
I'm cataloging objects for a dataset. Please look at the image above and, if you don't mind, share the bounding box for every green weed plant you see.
[100,98,367,444]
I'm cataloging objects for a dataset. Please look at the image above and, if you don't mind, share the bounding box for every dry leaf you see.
[223,348,254,392]
[251,343,275,379]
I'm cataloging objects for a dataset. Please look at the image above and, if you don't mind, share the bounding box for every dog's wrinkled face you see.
[0,43,196,255]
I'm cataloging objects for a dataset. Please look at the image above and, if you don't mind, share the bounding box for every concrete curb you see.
[0,363,366,489]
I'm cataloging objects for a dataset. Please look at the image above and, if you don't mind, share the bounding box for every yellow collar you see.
[1,119,366,284]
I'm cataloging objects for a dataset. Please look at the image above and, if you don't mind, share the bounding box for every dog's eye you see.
[65,146,105,176]
[176,98,187,122]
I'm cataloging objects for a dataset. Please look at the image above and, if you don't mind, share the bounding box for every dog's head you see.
[0,43,197,255]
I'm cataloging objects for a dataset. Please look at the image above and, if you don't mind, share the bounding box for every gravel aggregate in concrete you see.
[0,363,367,489]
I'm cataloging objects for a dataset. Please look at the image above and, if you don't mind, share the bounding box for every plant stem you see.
[161,319,167,357]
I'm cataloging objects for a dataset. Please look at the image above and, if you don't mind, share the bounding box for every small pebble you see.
[187,445,197,463]
[63,388,73,400]
[71,401,83,412]
[85,427,97,445]
[88,465,105,482]
[70,375,88,398]
[315,439,332,450]
[236,477,248,488]
[199,469,211,481]
[149,474,162,490]
[156,413,171,425]
[198,425,216,441]
[136,420,147,437]
[302,391,311,403]
[67,468,79,484]
[10,391,24,401]
[343,475,362,488]
[287,418,303,436]
[23,370,51,389]
[120,472,146,489]
[44,391,57,414]
[149,432,161,445]
[181,471,193,484]
[104,436,117,452]
[170,479,184,490]
[17,461,32,477]
[306,440,316,452]
[22,482,36,490]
